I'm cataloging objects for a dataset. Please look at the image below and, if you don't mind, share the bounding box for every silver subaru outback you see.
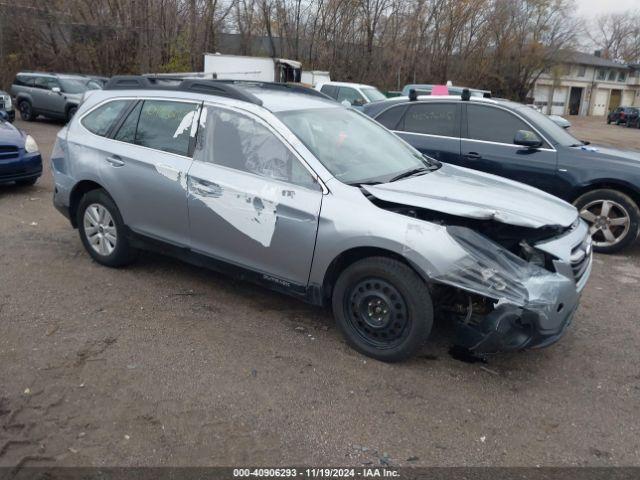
[51,77,592,362]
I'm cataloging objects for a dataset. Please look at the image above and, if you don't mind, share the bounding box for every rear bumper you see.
[0,153,42,184]
[54,200,71,221]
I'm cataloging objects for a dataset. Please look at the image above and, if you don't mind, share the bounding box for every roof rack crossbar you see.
[103,75,263,106]
[215,79,332,100]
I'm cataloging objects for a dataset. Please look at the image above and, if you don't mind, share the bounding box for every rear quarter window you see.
[320,85,338,99]
[375,105,407,130]
[14,75,34,87]
[81,100,131,137]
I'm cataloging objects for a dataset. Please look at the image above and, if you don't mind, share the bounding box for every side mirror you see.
[514,130,543,148]
[52,87,62,94]
[341,100,352,107]
[0,110,8,121]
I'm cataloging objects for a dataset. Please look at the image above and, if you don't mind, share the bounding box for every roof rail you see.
[216,80,332,100]
[103,75,263,106]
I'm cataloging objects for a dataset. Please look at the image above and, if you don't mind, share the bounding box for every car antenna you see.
[409,89,418,101]
[461,88,471,101]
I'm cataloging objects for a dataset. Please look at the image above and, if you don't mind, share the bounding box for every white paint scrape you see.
[197,183,279,247]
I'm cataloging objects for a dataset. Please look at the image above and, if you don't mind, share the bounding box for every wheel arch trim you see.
[68,179,111,228]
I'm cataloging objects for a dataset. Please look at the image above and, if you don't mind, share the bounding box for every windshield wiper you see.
[388,167,431,183]
[348,180,383,187]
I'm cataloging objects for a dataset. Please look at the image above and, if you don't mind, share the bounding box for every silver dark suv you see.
[10,72,103,122]
[51,76,592,362]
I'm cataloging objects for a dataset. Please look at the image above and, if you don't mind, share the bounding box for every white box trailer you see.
[301,70,331,87]
[204,53,302,83]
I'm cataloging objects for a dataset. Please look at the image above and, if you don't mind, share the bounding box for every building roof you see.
[317,81,377,89]
[559,50,628,69]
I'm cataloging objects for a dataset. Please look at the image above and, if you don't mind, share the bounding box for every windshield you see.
[516,106,584,147]
[59,78,91,94]
[277,107,433,185]
[361,87,387,103]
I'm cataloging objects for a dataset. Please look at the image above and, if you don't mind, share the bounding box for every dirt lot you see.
[1,116,640,468]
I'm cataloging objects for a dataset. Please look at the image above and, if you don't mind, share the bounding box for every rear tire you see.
[332,256,433,362]
[18,100,35,121]
[574,189,640,254]
[77,189,137,267]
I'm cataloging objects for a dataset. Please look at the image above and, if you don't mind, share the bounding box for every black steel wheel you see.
[332,256,433,362]
[346,278,410,349]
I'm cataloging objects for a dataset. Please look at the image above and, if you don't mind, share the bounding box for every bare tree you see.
[2,0,580,98]
[590,10,640,63]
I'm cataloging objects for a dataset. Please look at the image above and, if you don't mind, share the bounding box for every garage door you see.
[592,89,608,116]
[622,90,635,106]
[533,85,551,113]
[551,87,568,115]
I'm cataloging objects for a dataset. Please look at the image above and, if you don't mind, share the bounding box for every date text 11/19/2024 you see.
[233,468,400,478]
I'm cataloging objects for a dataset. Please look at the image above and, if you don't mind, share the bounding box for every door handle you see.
[464,152,481,160]
[105,155,125,167]
[190,177,222,197]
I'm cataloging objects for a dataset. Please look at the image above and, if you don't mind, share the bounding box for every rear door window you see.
[466,104,534,145]
[81,100,131,137]
[14,75,34,87]
[33,77,60,90]
[401,103,459,137]
[114,102,143,143]
[133,100,200,156]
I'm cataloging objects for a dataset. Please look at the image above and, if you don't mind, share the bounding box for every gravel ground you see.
[1,115,639,468]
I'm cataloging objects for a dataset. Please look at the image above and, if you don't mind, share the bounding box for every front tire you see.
[77,189,137,267]
[574,189,640,254]
[332,257,433,362]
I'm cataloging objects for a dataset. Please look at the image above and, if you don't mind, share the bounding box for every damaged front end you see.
[365,189,592,355]
[432,226,591,354]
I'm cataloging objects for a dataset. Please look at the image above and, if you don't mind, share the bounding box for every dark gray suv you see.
[10,72,103,122]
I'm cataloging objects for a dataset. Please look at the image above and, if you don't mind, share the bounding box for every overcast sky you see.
[575,0,639,17]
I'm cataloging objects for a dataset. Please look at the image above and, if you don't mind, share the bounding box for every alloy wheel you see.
[83,203,117,256]
[579,199,631,248]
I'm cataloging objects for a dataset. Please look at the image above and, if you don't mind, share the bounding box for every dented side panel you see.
[186,103,324,286]
[187,161,322,285]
